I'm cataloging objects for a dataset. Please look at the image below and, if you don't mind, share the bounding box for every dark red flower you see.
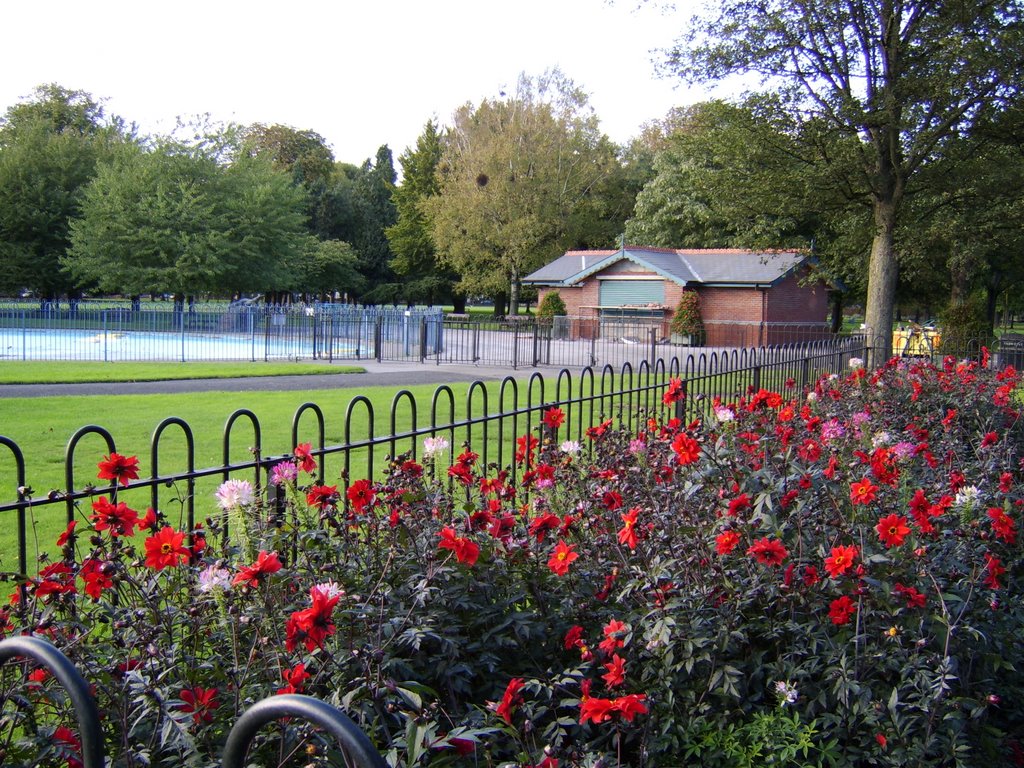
[438,527,480,566]
[548,540,579,576]
[278,662,311,695]
[306,484,339,510]
[602,654,626,688]
[671,433,701,465]
[52,725,83,768]
[850,478,878,505]
[34,563,76,598]
[984,553,1006,590]
[613,693,648,722]
[55,520,77,548]
[232,550,283,588]
[829,595,857,625]
[178,686,218,725]
[346,479,376,512]
[293,442,317,474]
[987,507,1017,543]
[824,544,858,579]
[495,678,526,724]
[715,530,741,555]
[747,537,788,567]
[285,585,341,652]
[528,513,562,542]
[662,378,685,405]
[580,695,616,724]
[876,514,911,548]
[90,497,140,538]
[599,619,627,654]
[97,453,139,487]
[617,507,640,550]
[78,558,113,600]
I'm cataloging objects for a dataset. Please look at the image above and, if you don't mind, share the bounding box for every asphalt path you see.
[0,362,517,398]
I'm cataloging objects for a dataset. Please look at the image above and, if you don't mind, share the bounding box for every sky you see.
[1,0,728,166]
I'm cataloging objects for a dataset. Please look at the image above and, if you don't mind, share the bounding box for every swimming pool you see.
[0,328,361,362]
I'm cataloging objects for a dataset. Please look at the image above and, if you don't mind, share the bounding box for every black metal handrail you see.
[222,694,389,768]
[0,636,389,768]
[0,635,105,768]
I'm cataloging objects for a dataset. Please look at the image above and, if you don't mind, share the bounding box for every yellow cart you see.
[892,324,941,357]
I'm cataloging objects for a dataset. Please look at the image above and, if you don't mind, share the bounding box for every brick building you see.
[524,246,835,346]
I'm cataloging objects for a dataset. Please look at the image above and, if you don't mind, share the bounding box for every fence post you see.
[0,636,105,768]
[419,316,427,363]
[512,321,519,370]
[374,316,383,362]
[532,322,540,367]
[650,328,657,368]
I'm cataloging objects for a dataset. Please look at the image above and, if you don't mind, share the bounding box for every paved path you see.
[0,361,522,398]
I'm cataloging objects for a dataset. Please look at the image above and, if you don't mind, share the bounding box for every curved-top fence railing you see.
[0,339,869,578]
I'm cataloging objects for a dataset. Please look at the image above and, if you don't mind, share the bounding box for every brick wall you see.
[765,271,830,324]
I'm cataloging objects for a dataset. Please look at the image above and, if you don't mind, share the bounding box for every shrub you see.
[2,352,1022,767]
[537,291,568,322]
[670,290,705,344]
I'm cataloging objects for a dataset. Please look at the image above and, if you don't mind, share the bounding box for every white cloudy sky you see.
[1,0,727,165]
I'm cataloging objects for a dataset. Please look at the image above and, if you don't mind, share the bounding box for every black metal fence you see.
[0,338,869,580]
[0,635,389,768]
[1,300,869,369]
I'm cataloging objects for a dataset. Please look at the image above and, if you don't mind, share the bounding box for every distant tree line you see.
[3,0,1024,353]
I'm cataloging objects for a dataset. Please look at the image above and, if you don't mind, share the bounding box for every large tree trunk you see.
[864,197,899,364]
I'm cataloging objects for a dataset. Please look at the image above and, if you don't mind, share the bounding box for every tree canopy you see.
[65,138,309,298]
[429,69,622,315]
[666,0,1024,357]
[0,85,125,299]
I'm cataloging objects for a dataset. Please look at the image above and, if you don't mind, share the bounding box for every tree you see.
[386,121,463,308]
[428,69,621,316]
[0,84,124,299]
[627,100,826,249]
[289,239,365,301]
[667,0,1024,359]
[353,146,399,300]
[65,138,308,298]
[239,123,335,187]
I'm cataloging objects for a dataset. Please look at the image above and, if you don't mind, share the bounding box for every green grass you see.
[0,361,362,384]
[2,373,654,569]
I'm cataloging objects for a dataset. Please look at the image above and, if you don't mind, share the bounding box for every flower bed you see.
[2,352,1022,767]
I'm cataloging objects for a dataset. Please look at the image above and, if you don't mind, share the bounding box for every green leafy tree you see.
[0,84,125,299]
[428,69,621,316]
[385,121,464,308]
[65,138,308,298]
[289,238,365,301]
[353,146,398,301]
[667,0,1024,358]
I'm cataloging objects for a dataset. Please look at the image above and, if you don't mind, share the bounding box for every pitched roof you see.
[524,246,810,288]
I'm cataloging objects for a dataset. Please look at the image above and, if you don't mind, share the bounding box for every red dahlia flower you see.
[143,527,190,570]
[747,537,788,567]
[232,550,283,588]
[876,514,911,548]
[542,406,566,430]
[97,452,140,487]
[548,540,579,576]
[178,686,218,725]
[829,595,857,625]
[824,544,859,578]
[850,478,879,505]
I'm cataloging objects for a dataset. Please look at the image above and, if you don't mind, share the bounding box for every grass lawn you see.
[0,360,362,384]
[1,365,646,568]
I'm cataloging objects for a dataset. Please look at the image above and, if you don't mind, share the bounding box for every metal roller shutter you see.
[598,280,664,306]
